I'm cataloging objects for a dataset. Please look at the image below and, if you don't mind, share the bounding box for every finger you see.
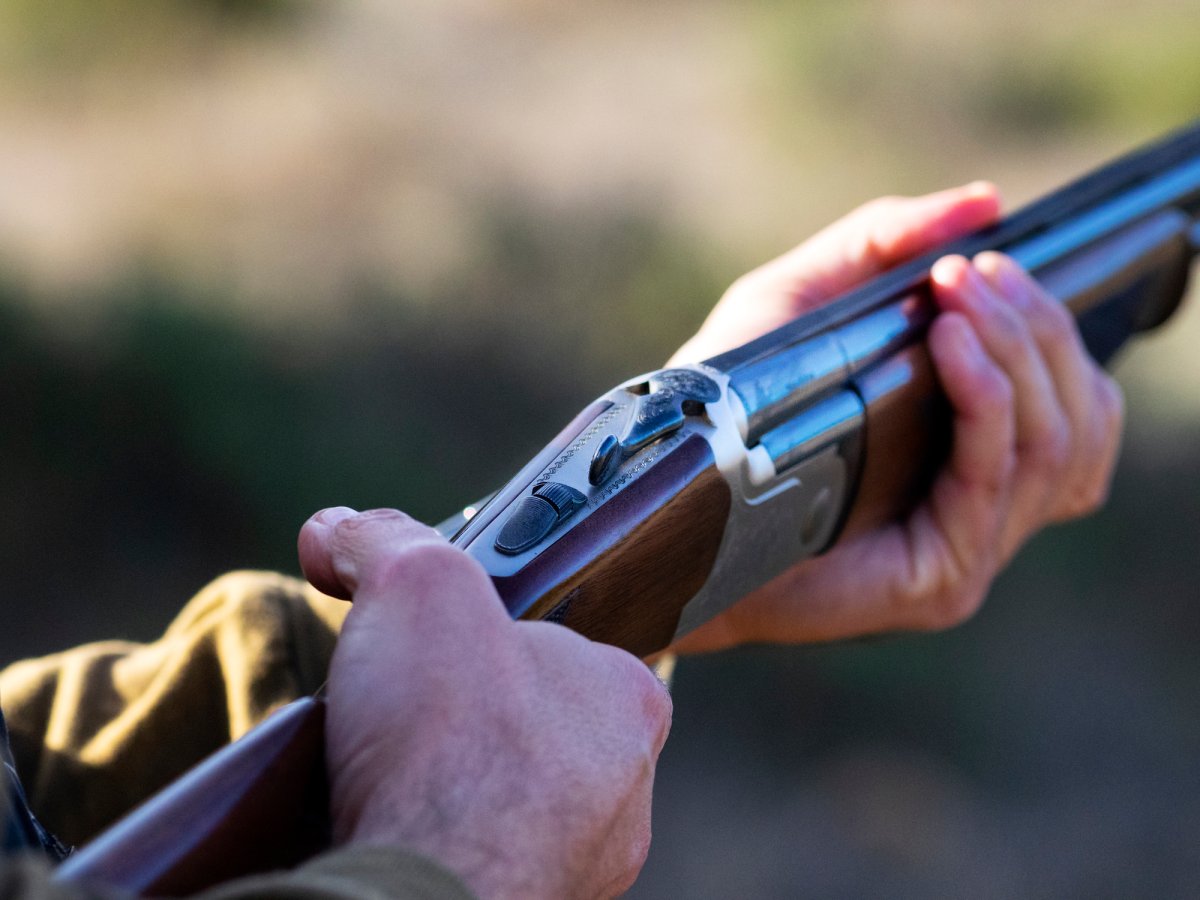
[762,181,1002,314]
[604,644,674,758]
[974,253,1124,520]
[300,508,500,622]
[1079,370,1125,515]
[931,255,1068,557]
[692,313,1018,644]
[896,311,1016,628]
[672,183,1003,363]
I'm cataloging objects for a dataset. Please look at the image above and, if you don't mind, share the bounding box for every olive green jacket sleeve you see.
[1,847,476,900]
[0,572,475,899]
[0,571,347,845]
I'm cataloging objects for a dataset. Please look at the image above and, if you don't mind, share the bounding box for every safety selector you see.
[494,481,586,555]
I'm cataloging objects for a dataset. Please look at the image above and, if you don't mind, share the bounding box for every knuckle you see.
[1085,477,1113,512]
[928,584,987,630]
[630,819,653,869]
[599,647,674,740]
[1025,417,1071,473]
[647,677,674,727]
[631,663,674,736]
[969,440,1018,505]
[1063,486,1102,519]
[1053,377,1125,523]
[723,271,759,304]
[978,367,1015,418]
[1031,299,1075,346]
[852,197,904,261]
[1059,471,1113,519]
[372,539,488,595]
[611,822,654,897]
[1097,373,1126,428]
[894,532,990,632]
[859,195,903,220]
[392,538,473,575]
[1083,469,1114,512]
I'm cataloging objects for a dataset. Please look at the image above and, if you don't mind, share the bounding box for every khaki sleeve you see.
[0,572,349,845]
[0,847,476,900]
[200,847,477,900]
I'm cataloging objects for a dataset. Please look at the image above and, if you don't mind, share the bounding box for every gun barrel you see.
[710,121,1200,373]
[719,129,1200,449]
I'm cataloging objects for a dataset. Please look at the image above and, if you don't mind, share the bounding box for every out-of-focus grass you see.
[752,1,1200,135]
[0,0,300,71]
[0,199,727,661]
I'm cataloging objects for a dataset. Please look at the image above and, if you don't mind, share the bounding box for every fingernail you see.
[953,258,994,311]
[963,180,995,199]
[931,255,969,289]
[964,261,993,300]
[313,506,357,527]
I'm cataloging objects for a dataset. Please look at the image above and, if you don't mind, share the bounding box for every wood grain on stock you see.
[493,435,731,658]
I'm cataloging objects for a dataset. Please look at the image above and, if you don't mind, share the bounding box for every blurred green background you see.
[0,1,1198,896]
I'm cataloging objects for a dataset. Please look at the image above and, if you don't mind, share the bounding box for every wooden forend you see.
[841,341,949,540]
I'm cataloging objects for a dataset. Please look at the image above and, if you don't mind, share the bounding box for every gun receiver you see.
[58,121,1200,894]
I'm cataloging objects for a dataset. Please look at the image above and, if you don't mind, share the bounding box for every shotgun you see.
[58,121,1200,894]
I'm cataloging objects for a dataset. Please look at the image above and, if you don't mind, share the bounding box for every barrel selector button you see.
[588,369,721,488]
[588,434,621,486]
[494,482,586,555]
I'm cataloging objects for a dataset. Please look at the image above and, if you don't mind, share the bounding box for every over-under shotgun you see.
[58,121,1200,894]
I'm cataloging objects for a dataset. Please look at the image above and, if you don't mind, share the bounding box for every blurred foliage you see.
[448,198,725,384]
[752,0,1200,138]
[1,0,302,33]
[0,0,305,74]
[0,202,727,660]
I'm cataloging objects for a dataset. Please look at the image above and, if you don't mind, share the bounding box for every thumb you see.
[299,507,441,599]
[298,506,360,599]
[299,507,509,628]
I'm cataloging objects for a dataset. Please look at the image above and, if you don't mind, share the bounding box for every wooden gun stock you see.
[57,124,1200,895]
